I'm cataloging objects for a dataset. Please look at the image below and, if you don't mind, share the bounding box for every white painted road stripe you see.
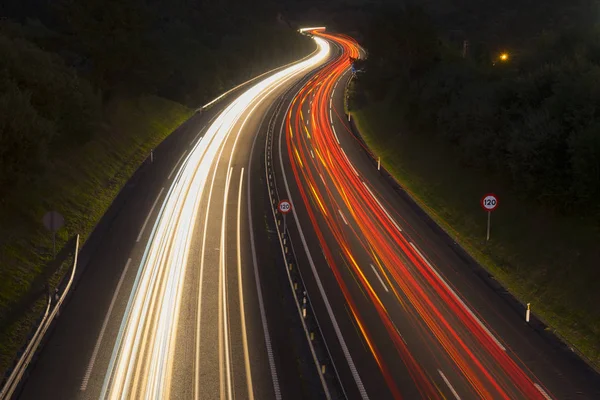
[361,182,402,233]
[278,97,369,399]
[534,383,553,400]
[191,124,207,145]
[340,149,359,176]
[136,187,165,242]
[438,370,461,400]
[409,242,506,351]
[370,264,389,293]
[332,124,340,144]
[338,209,348,225]
[237,168,254,400]
[252,113,282,400]
[310,150,315,159]
[81,258,132,391]
[168,150,188,180]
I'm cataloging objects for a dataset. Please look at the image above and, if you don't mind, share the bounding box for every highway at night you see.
[270,29,600,399]
[13,30,600,400]
[17,38,333,400]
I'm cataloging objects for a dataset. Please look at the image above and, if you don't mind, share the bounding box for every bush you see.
[0,33,101,195]
[356,6,600,218]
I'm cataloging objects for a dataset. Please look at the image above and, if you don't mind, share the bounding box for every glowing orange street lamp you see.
[499,52,509,62]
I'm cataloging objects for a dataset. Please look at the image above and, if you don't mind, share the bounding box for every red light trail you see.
[285,30,553,400]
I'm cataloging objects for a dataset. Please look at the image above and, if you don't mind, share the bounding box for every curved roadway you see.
[271,30,600,400]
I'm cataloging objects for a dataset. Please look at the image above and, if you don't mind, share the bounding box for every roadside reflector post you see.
[377,157,381,171]
[150,149,154,163]
[526,303,531,323]
[42,210,65,259]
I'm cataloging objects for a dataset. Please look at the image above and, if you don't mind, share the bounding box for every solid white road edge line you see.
[237,168,255,400]
[340,149,359,176]
[136,188,165,242]
[409,242,506,352]
[361,182,402,233]
[278,95,370,400]
[534,383,553,400]
[81,258,132,391]
[195,118,234,400]
[191,123,208,146]
[168,150,189,180]
[248,111,282,400]
[221,167,234,400]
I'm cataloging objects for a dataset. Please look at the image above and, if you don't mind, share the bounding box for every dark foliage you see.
[0,0,312,197]
[355,3,600,217]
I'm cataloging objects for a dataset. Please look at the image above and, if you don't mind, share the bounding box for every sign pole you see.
[481,193,498,242]
[486,211,491,241]
[278,199,292,236]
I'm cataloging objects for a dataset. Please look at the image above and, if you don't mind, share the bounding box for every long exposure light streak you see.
[284,30,555,399]
[99,37,330,400]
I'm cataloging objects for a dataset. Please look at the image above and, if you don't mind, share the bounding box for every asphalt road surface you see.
[270,30,600,399]
[15,29,600,400]
[17,39,334,400]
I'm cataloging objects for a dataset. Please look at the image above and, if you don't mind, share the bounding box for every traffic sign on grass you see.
[481,194,498,212]
[480,194,498,241]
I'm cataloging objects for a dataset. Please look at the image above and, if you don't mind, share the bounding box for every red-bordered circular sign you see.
[278,199,292,214]
[481,193,499,211]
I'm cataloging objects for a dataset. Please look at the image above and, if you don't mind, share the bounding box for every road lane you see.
[17,36,332,400]
[272,29,600,400]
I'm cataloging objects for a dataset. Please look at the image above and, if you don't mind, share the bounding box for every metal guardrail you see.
[1,234,80,400]
[265,81,347,399]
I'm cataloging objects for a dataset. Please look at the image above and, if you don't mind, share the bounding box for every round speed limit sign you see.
[481,194,498,211]
[278,199,292,214]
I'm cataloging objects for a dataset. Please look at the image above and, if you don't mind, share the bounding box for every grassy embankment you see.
[352,100,600,367]
[0,95,192,375]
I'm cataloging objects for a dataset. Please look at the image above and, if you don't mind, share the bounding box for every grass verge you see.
[0,95,192,376]
[352,100,600,368]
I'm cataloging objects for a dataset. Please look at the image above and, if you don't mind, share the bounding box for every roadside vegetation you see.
[350,2,600,366]
[0,0,313,375]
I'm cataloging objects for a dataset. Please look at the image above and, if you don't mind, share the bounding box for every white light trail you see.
[299,26,326,33]
[100,38,330,399]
